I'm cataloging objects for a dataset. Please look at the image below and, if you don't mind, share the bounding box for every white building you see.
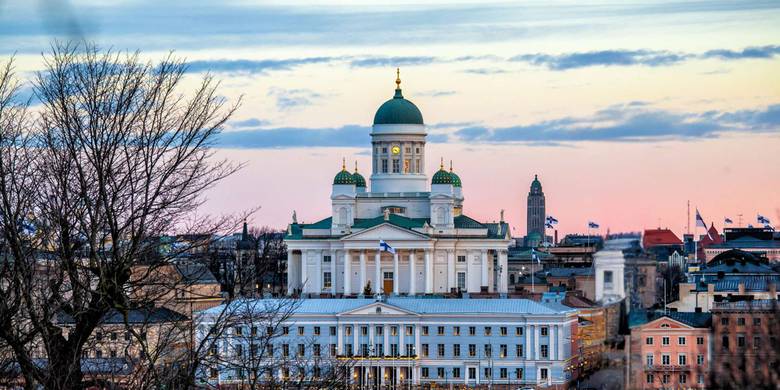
[594,238,631,304]
[285,72,512,296]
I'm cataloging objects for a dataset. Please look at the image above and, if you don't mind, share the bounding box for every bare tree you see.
[0,42,242,389]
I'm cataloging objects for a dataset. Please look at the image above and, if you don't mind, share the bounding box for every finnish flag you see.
[379,240,396,254]
[588,221,599,229]
[531,248,541,264]
[758,215,771,225]
[546,216,558,225]
[695,209,707,228]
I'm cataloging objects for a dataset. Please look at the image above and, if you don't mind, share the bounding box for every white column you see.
[360,251,367,294]
[316,250,323,293]
[301,250,310,293]
[286,251,298,295]
[524,325,530,359]
[353,323,359,353]
[424,250,433,294]
[337,324,344,354]
[369,325,375,355]
[414,324,421,357]
[409,251,417,295]
[557,324,565,360]
[534,325,541,360]
[498,250,508,293]
[375,251,382,295]
[330,249,337,295]
[393,252,400,295]
[480,250,488,288]
[383,324,389,354]
[344,251,352,295]
[447,250,455,292]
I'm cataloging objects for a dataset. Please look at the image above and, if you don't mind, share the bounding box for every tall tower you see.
[369,69,428,193]
[526,175,546,244]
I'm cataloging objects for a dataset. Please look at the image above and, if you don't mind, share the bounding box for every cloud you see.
[216,125,370,149]
[349,56,438,68]
[462,68,509,75]
[267,88,324,111]
[702,45,780,60]
[229,118,270,129]
[510,50,690,70]
[184,57,335,75]
[454,103,780,143]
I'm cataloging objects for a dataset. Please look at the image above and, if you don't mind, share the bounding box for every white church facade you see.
[285,71,512,296]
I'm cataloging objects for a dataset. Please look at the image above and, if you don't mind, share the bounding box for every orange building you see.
[628,311,711,389]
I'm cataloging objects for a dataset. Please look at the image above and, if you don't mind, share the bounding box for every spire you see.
[342,157,346,171]
[449,160,453,172]
[242,219,248,239]
[395,68,401,89]
[440,157,444,170]
[354,160,359,172]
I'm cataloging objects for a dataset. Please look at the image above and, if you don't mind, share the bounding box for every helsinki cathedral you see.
[285,71,512,297]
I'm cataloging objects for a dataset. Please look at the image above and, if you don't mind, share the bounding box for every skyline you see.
[1,0,778,236]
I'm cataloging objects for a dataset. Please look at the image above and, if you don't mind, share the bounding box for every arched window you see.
[436,206,446,225]
[338,207,347,225]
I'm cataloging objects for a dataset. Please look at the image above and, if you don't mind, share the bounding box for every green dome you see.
[333,168,355,185]
[431,169,453,185]
[373,72,423,125]
[352,172,366,187]
[450,171,462,187]
[531,174,542,191]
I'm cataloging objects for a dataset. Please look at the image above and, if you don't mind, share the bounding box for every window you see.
[96,332,103,341]
[662,354,670,365]
[298,344,305,356]
[437,326,444,335]
[737,317,745,326]
[437,344,445,357]
[753,317,762,326]
[662,374,670,384]
[737,335,746,348]
[376,344,383,356]
[698,374,705,384]
[282,344,289,357]
[604,270,613,287]
[421,344,429,357]
[382,159,388,173]
[540,368,548,380]
[422,326,429,336]
[361,344,369,356]
[382,147,388,154]
[500,327,508,336]
[469,326,476,336]
[110,332,117,341]
[345,344,353,356]
[678,354,686,365]
[415,159,421,173]
[457,272,466,290]
[697,354,704,365]
[457,255,466,263]
[678,336,686,345]
[361,326,368,336]
[484,344,492,357]
[437,367,445,379]
[453,326,460,336]
[313,344,321,357]
[283,326,290,335]
[516,327,524,336]
[468,367,476,380]
[468,344,476,357]
[721,317,729,326]
[406,326,414,336]
[392,159,400,173]
[390,344,398,356]
[540,326,548,336]
[267,344,273,355]
[722,335,729,350]
[124,331,131,341]
[403,159,410,173]
[516,368,523,379]
[453,344,461,357]
[314,326,321,336]
[516,344,523,358]
[754,336,761,349]
[298,326,305,336]
[453,367,461,378]
[391,326,398,336]
[500,344,507,358]
[696,336,704,345]
[330,344,336,356]
[500,368,507,379]
[405,147,411,154]
[323,272,332,289]
[484,327,492,336]
[405,344,414,356]
[421,367,429,378]
[680,373,687,384]
[376,326,383,335]
[646,337,654,345]
[540,345,548,358]
[662,336,670,345]
[646,354,654,366]
[209,368,219,379]
[235,344,243,357]
[646,374,653,384]
[323,255,331,263]
[484,367,491,378]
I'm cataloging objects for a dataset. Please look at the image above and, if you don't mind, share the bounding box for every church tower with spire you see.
[526,174,546,246]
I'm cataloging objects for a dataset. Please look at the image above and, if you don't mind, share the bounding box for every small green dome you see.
[373,71,423,125]
[450,171,462,187]
[333,162,355,185]
[431,169,453,185]
[352,172,366,187]
[531,174,542,191]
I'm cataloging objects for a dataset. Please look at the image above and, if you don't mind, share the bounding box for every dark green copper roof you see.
[431,169,453,185]
[450,171,462,187]
[373,88,424,125]
[352,172,366,187]
[333,168,355,185]
[531,174,542,191]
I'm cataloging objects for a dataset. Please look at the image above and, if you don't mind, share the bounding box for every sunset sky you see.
[2,0,779,237]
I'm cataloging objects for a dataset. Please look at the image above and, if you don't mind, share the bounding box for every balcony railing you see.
[645,364,691,372]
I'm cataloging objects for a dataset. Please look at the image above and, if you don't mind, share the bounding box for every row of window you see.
[645,336,704,346]
[208,366,547,382]
[646,353,705,366]
[719,334,775,350]
[379,158,421,174]
[720,317,763,326]
[646,373,704,385]
[256,325,546,338]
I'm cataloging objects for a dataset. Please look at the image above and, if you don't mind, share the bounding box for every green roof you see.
[431,169,452,185]
[333,169,355,185]
[629,310,712,328]
[352,171,366,187]
[531,174,542,192]
[450,171,462,187]
[454,215,485,228]
[373,88,424,125]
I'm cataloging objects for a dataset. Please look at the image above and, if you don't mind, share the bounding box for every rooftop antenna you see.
[687,200,691,235]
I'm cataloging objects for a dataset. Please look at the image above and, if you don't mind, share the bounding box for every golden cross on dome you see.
[450,160,453,172]
[342,157,346,170]
[354,161,359,172]
[395,68,401,89]
[440,157,444,170]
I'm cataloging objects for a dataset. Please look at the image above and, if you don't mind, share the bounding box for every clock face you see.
[391,146,401,155]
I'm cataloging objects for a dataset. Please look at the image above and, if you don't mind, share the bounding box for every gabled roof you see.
[642,228,683,247]
[699,223,723,247]
[629,310,711,328]
[454,215,485,229]
[175,262,219,284]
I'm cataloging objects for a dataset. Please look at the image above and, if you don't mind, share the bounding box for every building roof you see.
[431,167,453,185]
[203,297,575,317]
[629,310,712,328]
[58,307,188,325]
[543,267,594,278]
[707,249,769,266]
[175,262,219,284]
[695,275,780,292]
[373,85,424,125]
[642,228,683,247]
[709,236,780,250]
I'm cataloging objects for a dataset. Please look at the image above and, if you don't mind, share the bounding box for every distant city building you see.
[705,227,780,263]
[198,297,579,388]
[668,250,687,269]
[625,255,658,309]
[642,228,684,260]
[525,175,546,247]
[594,238,635,304]
[628,311,712,389]
[669,249,780,312]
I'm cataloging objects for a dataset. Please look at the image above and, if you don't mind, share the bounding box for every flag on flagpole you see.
[724,217,733,225]
[695,209,707,228]
[588,221,599,229]
[531,248,541,264]
[379,240,396,254]
[758,214,771,225]
[545,223,554,229]
[546,216,558,225]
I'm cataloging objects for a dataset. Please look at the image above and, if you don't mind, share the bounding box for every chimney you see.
[738,282,745,295]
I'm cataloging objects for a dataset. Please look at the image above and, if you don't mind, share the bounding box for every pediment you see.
[338,302,418,316]
[342,223,430,241]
